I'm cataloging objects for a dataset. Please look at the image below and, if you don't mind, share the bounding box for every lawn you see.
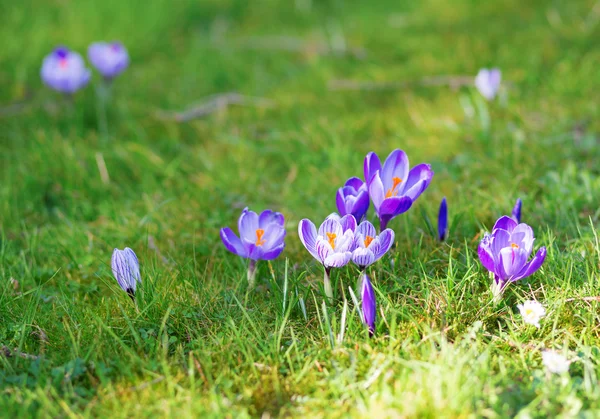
[2,0,600,416]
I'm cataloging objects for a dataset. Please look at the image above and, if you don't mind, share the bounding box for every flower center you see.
[385,177,403,198]
[511,243,519,249]
[364,235,374,247]
[59,58,68,69]
[326,232,337,249]
[255,229,265,246]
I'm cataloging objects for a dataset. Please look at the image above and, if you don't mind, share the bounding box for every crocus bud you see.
[438,197,448,241]
[111,247,141,299]
[88,42,130,80]
[475,68,501,100]
[41,46,91,94]
[511,198,522,223]
[361,272,376,336]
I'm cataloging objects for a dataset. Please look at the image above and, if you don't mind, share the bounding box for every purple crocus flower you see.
[298,213,357,301]
[111,247,141,300]
[220,207,286,288]
[512,198,522,223]
[361,272,376,336]
[478,216,546,300]
[40,46,91,94]
[364,149,434,230]
[336,177,370,222]
[352,220,394,269]
[438,197,448,241]
[88,42,130,80]
[475,68,501,100]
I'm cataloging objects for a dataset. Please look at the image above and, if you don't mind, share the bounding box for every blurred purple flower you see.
[111,247,141,299]
[41,46,91,94]
[438,197,448,241]
[88,42,130,79]
[361,272,376,336]
[298,213,356,300]
[475,68,501,100]
[336,177,369,222]
[220,208,286,287]
[352,220,394,269]
[364,149,434,230]
[511,198,522,223]
[478,216,546,300]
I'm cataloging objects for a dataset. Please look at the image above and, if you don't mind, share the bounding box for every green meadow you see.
[2,0,600,416]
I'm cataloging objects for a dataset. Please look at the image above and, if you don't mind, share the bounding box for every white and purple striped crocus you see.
[364,149,434,230]
[88,42,130,80]
[361,273,376,336]
[111,247,141,300]
[41,46,91,94]
[298,213,357,301]
[220,208,286,288]
[475,68,501,100]
[438,197,448,241]
[512,198,522,223]
[478,216,547,300]
[352,220,394,270]
[336,177,369,222]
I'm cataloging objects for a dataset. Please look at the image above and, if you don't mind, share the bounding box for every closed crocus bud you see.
[88,42,130,79]
[475,68,501,100]
[511,198,522,223]
[361,272,376,336]
[111,247,141,299]
[41,46,91,94]
[438,197,448,241]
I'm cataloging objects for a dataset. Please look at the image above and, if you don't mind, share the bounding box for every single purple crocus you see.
[111,247,141,300]
[352,220,394,270]
[364,149,434,230]
[298,213,357,301]
[511,198,522,223]
[438,197,448,241]
[475,68,501,100]
[220,208,286,288]
[40,46,91,94]
[478,216,546,300]
[336,177,370,222]
[361,272,376,336]
[88,42,130,80]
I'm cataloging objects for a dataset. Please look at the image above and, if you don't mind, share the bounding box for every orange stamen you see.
[385,177,403,198]
[364,236,374,247]
[326,232,337,249]
[255,229,265,246]
[511,243,519,249]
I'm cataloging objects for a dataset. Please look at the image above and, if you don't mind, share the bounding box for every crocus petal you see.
[513,247,547,282]
[378,196,413,218]
[511,223,534,255]
[352,190,370,221]
[493,216,517,233]
[364,152,382,185]
[511,198,522,223]
[259,209,284,228]
[499,247,528,278]
[111,249,131,292]
[336,229,357,253]
[361,273,376,335]
[298,219,320,260]
[324,251,352,268]
[381,149,409,193]
[357,221,377,240]
[220,227,248,258]
[368,171,386,210]
[336,187,348,216]
[403,164,434,199]
[478,241,496,272]
[339,214,357,233]
[247,244,265,261]
[261,243,285,260]
[124,247,141,284]
[238,208,259,244]
[373,229,394,260]
[316,238,334,264]
[345,176,365,191]
[438,197,448,241]
[262,224,286,251]
[490,229,511,256]
[318,216,343,238]
[352,247,375,267]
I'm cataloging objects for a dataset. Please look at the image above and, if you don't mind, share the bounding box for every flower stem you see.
[379,218,388,232]
[247,260,258,290]
[323,267,333,303]
[491,278,507,305]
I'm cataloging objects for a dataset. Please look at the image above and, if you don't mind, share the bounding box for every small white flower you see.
[542,350,571,374]
[517,300,546,328]
[474,68,501,100]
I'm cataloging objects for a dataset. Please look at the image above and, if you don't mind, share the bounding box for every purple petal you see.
[381,150,409,193]
[339,214,357,233]
[373,229,394,260]
[378,196,413,218]
[318,215,343,238]
[489,68,502,89]
[511,198,522,223]
[368,171,385,210]
[477,240,496,273]
[499,247,528,278]
[298,219,319,260]
[220,227,248,258]
[357,221,377,239]
[259,209,284,228]
[336,229,357,253]
[324,251,352,268]
[316,238,333,264]
[361,273,376,335]
[364,152,382,185]
[336,187,348,216]
[111,249,131,292]
[492,216,517,233]
[403,164,434,200]
[261,243,285,260]
[490,229,511,256]
[124,247,141,283]
[262,224,286,250]
[352,247,375,268]
[510,223,534,255]
[438,197,448,241]
[513,247,547,282]
[238,208,259,244]
[351,190,370,221]
[247,244,265,260]
[345,176,365,191]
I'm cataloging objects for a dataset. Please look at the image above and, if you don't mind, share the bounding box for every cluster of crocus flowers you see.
[475,68,501,100]
[111,247,141,300]
[88,42,130,80]
[220,207,286,288]
[41,47,91,94]
[364,149,434,230]
[478,216,547,300]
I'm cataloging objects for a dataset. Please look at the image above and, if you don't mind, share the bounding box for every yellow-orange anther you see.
[364,236,374,247]
[255,229,266,246]
[326,232,337,249]
[385,177,403,198]
[511,243,519,249]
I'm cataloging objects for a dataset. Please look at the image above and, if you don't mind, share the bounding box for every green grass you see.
[2,0,600,416]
